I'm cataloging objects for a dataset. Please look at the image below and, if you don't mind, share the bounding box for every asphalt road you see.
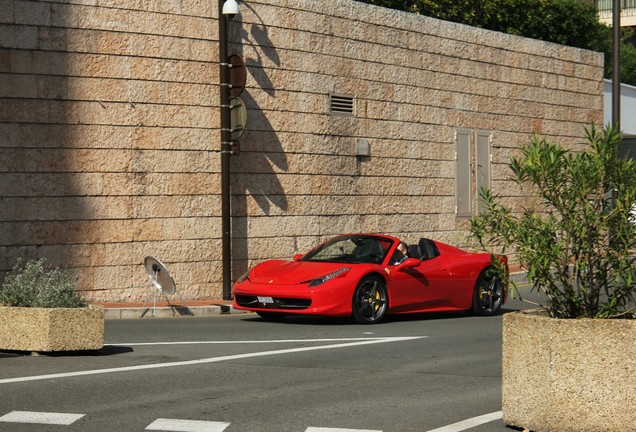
[0,290,539,432]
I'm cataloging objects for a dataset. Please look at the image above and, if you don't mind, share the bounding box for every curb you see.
[510,271,528,286]
[100,304,249,320]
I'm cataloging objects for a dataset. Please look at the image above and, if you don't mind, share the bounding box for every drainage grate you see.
[330,93,355,116]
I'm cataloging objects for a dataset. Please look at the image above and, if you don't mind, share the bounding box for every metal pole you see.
[219,0,232,300]
[612,0,621,128]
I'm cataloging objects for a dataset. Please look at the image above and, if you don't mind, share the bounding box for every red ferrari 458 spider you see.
[232,233,508,323]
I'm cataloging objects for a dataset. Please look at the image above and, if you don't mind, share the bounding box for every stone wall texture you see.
[0,0,604,302]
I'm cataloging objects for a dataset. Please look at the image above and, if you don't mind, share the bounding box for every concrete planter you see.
[502,309,636,431]
[0,305,104,352]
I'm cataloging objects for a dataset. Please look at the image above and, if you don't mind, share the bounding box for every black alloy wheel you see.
[352,275,388,324]
[472,268,504,316]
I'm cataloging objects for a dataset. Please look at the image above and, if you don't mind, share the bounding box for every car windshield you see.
[301,235,392,264]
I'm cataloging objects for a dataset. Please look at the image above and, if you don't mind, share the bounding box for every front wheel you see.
[352,275,388,324]
[471,268,504,316]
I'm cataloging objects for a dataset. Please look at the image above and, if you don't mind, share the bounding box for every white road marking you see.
[0,337,424,385]
[425,411,503,432]
[146,418,230,432]
[0,411,85,425]
[306,427,382,432]
[117,337,402,346]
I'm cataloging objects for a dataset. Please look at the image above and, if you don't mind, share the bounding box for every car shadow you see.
[500,306,525,314]
[383,310,474,322]
[239,309,516,325]
[241,315,353,326]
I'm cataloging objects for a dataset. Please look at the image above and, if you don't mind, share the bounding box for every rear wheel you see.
[352,275,388,324]
[472,268,504,316]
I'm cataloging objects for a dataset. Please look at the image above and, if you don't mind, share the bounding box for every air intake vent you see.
[330,93,355,116]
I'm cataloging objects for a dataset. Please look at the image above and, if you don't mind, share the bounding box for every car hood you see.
[250,260,350,285]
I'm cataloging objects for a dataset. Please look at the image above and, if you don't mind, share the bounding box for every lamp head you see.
[222,0,239,19]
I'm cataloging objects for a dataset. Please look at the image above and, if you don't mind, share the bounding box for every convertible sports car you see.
[232,233,508,323]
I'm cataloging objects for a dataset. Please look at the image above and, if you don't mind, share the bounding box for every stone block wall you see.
[0,0,603,302]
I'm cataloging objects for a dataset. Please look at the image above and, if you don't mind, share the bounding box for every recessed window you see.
[330,93,355,116]
[456,128,492,217]
[456,128,473,217]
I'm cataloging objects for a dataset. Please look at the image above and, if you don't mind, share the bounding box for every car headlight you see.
[305,267,350,287]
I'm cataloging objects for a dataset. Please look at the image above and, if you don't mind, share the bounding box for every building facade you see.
[0,0,603,302]
[596,0,636,27]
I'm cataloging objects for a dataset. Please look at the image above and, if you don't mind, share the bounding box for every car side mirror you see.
[396,258,420,271]
[293,254,303,261]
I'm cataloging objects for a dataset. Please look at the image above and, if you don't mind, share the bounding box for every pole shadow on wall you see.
[229,4,288,278]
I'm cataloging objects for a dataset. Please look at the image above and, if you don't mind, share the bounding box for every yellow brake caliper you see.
[372,289,380,311]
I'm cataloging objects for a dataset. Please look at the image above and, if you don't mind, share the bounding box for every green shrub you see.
[0,259,84,308]
[470,124,636,319]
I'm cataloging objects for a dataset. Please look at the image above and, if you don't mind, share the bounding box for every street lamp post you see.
[219,0,238,300]
[612,0,621,127]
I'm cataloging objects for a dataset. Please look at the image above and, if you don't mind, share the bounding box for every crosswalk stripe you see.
[146,418,230,432]
[306,428,382,432]
[0,411,85,425]
[0,411,501,431]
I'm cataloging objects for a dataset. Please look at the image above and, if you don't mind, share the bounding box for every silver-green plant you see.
[0,259,84,308]
[470,124,636,319]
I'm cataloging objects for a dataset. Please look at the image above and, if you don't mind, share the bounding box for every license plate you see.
[257,296,274,304]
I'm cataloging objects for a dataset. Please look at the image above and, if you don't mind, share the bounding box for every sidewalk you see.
[89,299,243,320]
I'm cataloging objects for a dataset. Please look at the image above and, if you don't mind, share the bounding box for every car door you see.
[388,256,452,312]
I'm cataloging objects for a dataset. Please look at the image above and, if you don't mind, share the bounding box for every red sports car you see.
[232,233,508,323]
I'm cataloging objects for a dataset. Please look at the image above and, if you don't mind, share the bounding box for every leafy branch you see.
[471,124,636,319]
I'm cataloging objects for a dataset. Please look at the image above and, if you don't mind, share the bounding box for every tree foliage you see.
[470,125,636,319]
[361,0,605,47]
[622,43,636,85]
[360,0,636,86]
[614,28,636,86]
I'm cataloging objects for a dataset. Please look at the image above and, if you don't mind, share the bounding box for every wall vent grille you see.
[330,93,355,116]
